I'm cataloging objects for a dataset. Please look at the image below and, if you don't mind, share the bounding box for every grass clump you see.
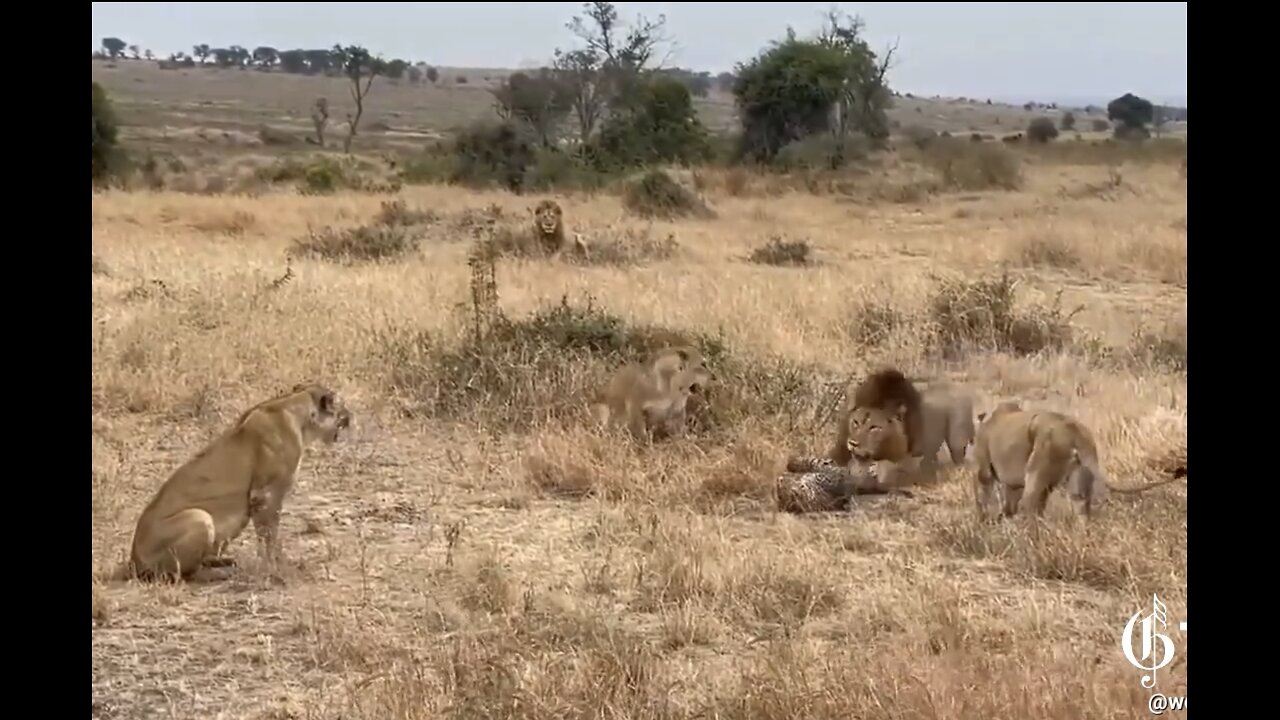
[374,199,441,227]
[622,170,714,220]
[748,236,814,267]
[927,272,1079,358]
[288,223,420,264]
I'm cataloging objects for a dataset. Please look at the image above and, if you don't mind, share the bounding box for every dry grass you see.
[92,151,1186,717]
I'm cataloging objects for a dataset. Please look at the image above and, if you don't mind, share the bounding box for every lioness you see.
[973,400,1181,521]
[126,383,352,581]
[591,346,713,442]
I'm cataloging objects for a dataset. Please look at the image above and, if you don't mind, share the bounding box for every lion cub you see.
[126,383,352,581]
[973,400,1179,522]
[592,346,713,442]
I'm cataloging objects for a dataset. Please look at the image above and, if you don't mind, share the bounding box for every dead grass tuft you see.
[749,236,814,267]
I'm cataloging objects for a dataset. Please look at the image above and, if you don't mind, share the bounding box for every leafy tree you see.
[817,10,896,143]
[594,75,710,168]
[193,44,211,64]
[144,49,154,61]
[1107,92,1154,140]
[102,37,127,59]
[331,44,385,152]
[407,65,423,84]
[732,36,850,162]
[128,44,141,60]
[1060,111,1076,131]
[715,72,735,93]
[491,70,574,147]
[426,66,440,83]
[253,46,279,68]
[384,58,410,80]
[552,1,670,143]
[303,49,335,75]
[279,49,307,74]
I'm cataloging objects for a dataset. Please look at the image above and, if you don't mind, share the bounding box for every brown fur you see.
[973,401,1181,522]
[829,368,925,466]
[531,199,566,254]
[591,346,714,442]
[124,383,352,581]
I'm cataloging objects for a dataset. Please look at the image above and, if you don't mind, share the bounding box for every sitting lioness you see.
[125,383,352,581]
[973,400,1181,521]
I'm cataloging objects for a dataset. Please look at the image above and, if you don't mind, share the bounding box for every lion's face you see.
[532,201,563,237]
[294,383,353,444]
[845,405,909,461]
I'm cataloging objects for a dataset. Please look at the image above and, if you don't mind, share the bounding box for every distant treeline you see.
[93,36,736,96]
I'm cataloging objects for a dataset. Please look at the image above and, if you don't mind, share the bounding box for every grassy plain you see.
[91,59,1187,720]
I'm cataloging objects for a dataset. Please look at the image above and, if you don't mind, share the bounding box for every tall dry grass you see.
[92,159,1187,719]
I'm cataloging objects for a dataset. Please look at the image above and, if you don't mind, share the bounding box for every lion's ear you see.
[675,348,690,361]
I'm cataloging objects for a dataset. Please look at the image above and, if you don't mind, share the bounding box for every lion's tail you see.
[1072,447,1182,495]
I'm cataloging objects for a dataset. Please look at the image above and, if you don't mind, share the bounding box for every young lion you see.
[973,400,1181,521]
[591,346,714,442]
[126,383,352,581]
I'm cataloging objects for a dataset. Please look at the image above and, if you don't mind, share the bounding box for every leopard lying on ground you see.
[775,456,918,514]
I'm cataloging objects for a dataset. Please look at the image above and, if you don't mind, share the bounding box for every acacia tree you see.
[102,37,126,59]
[491,70,573,146]
[332,44,385,153]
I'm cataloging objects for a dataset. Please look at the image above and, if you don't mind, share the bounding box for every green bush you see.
[92,82,123,182]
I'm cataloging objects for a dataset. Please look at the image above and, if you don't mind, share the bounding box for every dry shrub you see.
[1009,232,1084,271]
[623,170,715,220]
[846,296,908,346]
[748,236,814,267]
[1125,319,1187,374]
[288,223,421,264]
[921,138,1023,191]
[192,209,257,237]
[927,272,1079,358]
[375,198,441,227]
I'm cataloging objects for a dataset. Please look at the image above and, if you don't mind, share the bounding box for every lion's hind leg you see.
[133,509,217,580]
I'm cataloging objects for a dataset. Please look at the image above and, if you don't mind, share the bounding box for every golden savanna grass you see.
[92,156,1186,718]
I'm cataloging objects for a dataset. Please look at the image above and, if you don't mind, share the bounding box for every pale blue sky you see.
[91,2,1187,107]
